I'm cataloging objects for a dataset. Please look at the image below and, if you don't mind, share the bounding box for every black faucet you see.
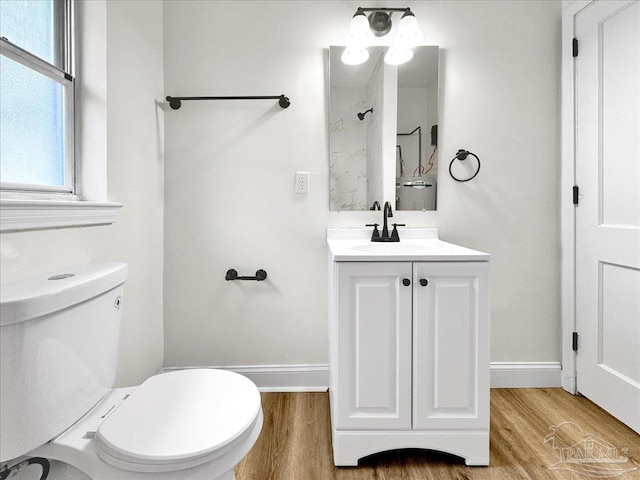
[382,201,393,238]
[367,201,405,242]
[370,201,381,211]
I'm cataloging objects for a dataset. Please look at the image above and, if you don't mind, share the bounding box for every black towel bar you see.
[225,269,267,281]
[166,95,290,110]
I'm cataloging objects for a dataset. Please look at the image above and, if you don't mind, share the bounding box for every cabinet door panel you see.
[336,262,412,430]
[413,263,489,430]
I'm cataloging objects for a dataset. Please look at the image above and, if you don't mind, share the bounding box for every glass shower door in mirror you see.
[396,47,438,211]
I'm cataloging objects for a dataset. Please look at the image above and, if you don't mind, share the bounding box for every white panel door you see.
[575,0,640,433]
[412,263,489,430]
[335,262,412,430]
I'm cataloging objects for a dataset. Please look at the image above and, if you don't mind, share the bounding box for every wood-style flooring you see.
[236,389,639,480]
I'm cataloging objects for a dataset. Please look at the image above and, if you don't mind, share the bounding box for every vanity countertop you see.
[327,228,490,262]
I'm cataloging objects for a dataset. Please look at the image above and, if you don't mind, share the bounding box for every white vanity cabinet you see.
[334,262,413,431]
[412,262,489,433]
[327,232,490,467]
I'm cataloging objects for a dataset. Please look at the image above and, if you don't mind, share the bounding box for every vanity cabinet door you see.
[412,262,489,430]
[335,262,413,430]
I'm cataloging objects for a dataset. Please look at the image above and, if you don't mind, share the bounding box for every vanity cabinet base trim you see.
[331,428,490,467]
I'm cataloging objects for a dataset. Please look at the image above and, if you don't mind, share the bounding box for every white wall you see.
[0,1,166,387]
[163,1,562,367]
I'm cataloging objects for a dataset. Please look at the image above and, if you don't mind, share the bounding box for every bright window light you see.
[0,0,74,195]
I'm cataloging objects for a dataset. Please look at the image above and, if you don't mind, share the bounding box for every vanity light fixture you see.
[342,7,424,66]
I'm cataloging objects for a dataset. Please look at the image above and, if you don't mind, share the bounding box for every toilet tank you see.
[0,263,128,462]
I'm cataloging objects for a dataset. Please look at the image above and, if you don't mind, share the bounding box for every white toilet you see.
[0,263,263,480]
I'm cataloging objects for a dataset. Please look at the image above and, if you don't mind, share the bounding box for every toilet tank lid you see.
[0,262,128,327]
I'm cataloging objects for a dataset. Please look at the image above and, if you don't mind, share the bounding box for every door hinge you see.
[573,185,579,205]
[573,38,579,57]
[572,331,579,351]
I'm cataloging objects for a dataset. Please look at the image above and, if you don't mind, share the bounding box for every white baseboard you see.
[162,362,562,391]
[161,365,330,392]
[490,362,562,388]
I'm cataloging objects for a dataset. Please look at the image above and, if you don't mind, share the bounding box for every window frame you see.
[0,0,121,232]
[0,0,76,198]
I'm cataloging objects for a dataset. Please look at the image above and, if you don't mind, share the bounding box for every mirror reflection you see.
[396,47,438,210]
[329,46,439,211]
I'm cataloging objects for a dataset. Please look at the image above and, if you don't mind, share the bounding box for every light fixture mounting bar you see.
[165,95,290,110]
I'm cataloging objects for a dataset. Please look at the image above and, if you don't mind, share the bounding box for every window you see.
[0,0,121,232]
[0,0,74,197]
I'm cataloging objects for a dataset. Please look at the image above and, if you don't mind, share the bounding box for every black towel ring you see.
[449,149,481,182]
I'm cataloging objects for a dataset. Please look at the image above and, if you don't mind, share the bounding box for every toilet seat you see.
[95,369,261,473]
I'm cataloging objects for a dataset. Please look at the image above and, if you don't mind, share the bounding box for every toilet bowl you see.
[34,369,263,480]
[0,263,262,480]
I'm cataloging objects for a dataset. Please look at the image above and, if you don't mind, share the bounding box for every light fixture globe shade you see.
[342,47,369,65]
[346,11,375,48]
[384,47,413,65]
[395,13,424,48]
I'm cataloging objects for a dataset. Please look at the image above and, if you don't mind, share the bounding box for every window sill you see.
[0,198,123,233]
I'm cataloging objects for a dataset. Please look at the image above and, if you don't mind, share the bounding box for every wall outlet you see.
[295,172,310,194]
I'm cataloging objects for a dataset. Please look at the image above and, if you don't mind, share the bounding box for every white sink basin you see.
[351,243,434,255]
[326,228,490,261]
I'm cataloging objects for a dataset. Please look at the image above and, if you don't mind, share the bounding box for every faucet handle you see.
[366,223,381,240]
[391,223,405,241]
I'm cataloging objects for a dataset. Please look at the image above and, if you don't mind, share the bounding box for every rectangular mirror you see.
[329,46,439,211]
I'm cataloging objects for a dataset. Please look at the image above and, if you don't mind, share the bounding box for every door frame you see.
[560,0,594,395]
